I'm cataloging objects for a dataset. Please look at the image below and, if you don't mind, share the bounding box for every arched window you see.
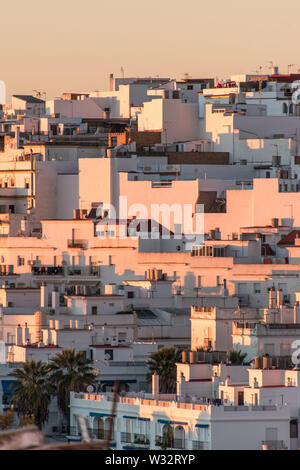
[162,424,174,448]
[174,425,185,449]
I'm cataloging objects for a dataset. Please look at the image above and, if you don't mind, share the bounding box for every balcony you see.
[262,440,287,450]
[67,239,87,249]
[133,434,150,447]
[155,436,185,449]
[192,441,209,450]
[32,266,64,276]
[121,432,132,443]
[67,426,115,443]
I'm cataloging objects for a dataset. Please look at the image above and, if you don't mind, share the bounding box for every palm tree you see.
[147,347,182,394]
[229,350,249,365]
[9,360,54,429]
[49,349,95,427]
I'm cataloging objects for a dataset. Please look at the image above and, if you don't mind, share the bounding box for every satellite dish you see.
[87,385,94,393]
[104,353,111,361]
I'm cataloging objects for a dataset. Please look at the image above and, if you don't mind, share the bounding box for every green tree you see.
[147,347,182,394]
[9,360,53,429]
[49,349,95,426]
[229,350,249,365]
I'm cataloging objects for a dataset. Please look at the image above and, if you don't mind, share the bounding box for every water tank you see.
[189,351,197,364]
[263,355,272,370]
[182,351,187,363]
[271,218,279,228]
[254,356,262,369]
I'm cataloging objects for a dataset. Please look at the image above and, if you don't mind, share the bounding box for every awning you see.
[2,380,16,396]
[90,412,111,418]
[195,423,209,428]
[158,419,188,425]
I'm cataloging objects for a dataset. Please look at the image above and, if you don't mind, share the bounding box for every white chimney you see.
[52,291,59,311]
[152,371,159,398]
[16,324,23,346]
[40,284,48,309]
[23,323,30,344]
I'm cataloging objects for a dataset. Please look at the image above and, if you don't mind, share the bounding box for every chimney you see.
[178,372,186,399]
[109,73,114,91]
[23,323,30,344]
[52,291,59,312]
[40,283,48,308]
[277,289,283,308]
[16,324,23,346]
[269,287,276,308]
[152,371,159,398]
[15,127,20,148]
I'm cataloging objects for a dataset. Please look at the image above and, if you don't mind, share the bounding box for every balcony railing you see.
[155,436,185,449]
[32,266,64,276]
[173,439,185,449]
[133,434,150,445]
[262,440,287,450]
[121,432,133,443]
[67,239,87,249]
[193,441,209,450]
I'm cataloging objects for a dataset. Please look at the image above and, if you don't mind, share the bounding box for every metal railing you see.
[32,266,64,276]
[67,239,87,249]
[192,441,209,450]
[133,434,150,445]
[121,432,132,443]
[262,440,286,449]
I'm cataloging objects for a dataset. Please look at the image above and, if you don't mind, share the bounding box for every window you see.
[127,291,135,299]
[17,257,25,266]
[254,283,261,294]
[104,349,113,361]
[91,306,98,315]
[290,421,298,439]
[238,391,244,406]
